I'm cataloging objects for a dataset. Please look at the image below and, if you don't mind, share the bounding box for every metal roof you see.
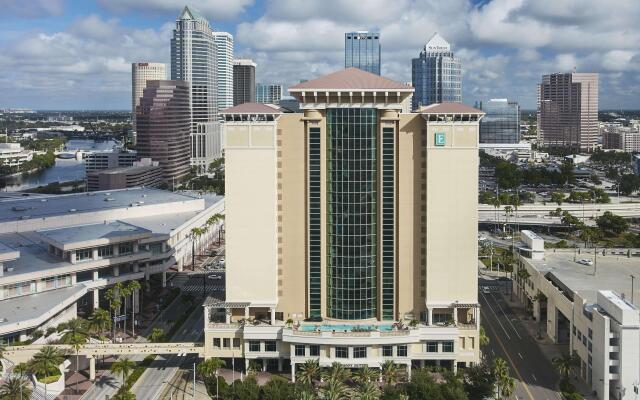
[289,68,412,91]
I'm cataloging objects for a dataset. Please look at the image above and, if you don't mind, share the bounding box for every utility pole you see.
[631,275,635,305]
[193,362,196,399]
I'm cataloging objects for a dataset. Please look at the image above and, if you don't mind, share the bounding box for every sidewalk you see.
[480,267,597,400]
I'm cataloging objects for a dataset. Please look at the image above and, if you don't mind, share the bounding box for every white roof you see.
[424,32,451,52]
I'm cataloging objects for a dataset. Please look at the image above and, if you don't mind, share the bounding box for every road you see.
[132,306,204,400]
[480,277,562,400]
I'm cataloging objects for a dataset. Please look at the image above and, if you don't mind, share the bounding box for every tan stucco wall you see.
[275,114,307,319]
[424,122,479,306]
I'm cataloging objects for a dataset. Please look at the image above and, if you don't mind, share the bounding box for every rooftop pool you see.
[298,324,394,332]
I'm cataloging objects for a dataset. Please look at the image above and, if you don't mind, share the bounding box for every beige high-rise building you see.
[131,62,166,143]
[538,72,599,152]
[204,68,483,377]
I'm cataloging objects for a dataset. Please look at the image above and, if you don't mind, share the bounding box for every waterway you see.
[0,139,119,192]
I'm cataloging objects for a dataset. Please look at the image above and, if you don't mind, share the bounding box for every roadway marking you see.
[482,309,535,400]
[531,374,537,382]
[480,292,511,340]
[518,352,523,360]
[489,291,522,339]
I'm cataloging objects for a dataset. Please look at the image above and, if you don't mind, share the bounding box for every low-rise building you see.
[602,127,640,153]
[0,143,33,168]
[85,150,137,173]
[514,232,639,400]
[86,158,163,191]
[0,188,224,343]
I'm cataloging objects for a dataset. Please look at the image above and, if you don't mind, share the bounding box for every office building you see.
[131,62,166,143]
[233,59,256,106]
[0,188,224,343]
[345,31,381,75]
[479,99,520,144]
[0,143,33,168]
[171,6,220,171]
[256,84,283,104]
[412,33,462,110]
[514,231,639,400]
[213,31,234,112]
[538,73,599,151]
[602,126,640,152]
[86,158,163,191]
[85,149,137,174]
[136,80,191,186]
[204,68,483,376]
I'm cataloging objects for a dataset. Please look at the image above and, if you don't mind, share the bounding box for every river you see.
[0,139,119,192]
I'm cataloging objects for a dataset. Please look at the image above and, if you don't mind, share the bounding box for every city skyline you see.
[1,0,639,110]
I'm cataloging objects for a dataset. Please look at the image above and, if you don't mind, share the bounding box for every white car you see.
[481,287,491,294]
[208,274,223,280]
[578,259,593,266]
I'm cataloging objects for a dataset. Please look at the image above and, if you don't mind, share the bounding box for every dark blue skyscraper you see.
[345,31,381,75]
[411,33,461,110]
[479,99,521,143]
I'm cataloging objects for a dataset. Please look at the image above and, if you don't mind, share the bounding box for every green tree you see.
[551,192,565,205]
[479,326,490,348]
[381,360,400,386]
[29,346,65,399]
[296,359,321,387]
[124,280,141,336]
[492,358,515,400]
[228,375,260,400]
[321,362,351,384]
[60,318,90,393]
[105,283,123,338]
[463,362,496,400]
[353,366,378,385]
[552,353,577,381]
[197,357,226,384]
[589,174,602,185]
[0,376,33,400]
[319,379,350,400]
[148,328,166,343]
[439,371,468,400]
[261,377,295,400]
[596,211,629,236]
[110,358,135,385]
[353,380,381,400]
[88,308,111,338]
[405,368,445,400]
[112,391,136,400]
[619,174,640,195]
[381,385,408,400]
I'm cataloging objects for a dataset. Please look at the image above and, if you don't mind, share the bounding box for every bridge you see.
[479,201,640,226]
[3,342,204,380]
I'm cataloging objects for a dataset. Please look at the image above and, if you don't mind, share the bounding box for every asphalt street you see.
[132,306,204,400]
[480,278,562,400]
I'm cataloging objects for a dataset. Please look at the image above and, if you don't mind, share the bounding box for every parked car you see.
[208,274,223,280]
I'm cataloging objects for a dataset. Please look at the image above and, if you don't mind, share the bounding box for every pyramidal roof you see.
[221,103,283,114]
[289,68,412,91]
[179,6,208,23]
[424,32,451,52]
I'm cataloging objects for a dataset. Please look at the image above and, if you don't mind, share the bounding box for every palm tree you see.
[60,318,90,393]
[479,326,490,348]
[492,358,514,400]
[110,357,135,386]
[206,213,225,244]
[105,283,123,339]
[319,379,349,400]
[247,359,262,375]
[112,390,136,400]
[29,346,65,399]
[321,362,350,384]
[88,308,112,338]
[380,360,399,386]
[125,280,141,337]
[190,227,207,270]
[0,376,32,399]
[296,359,321,387]
[353,366,377,385]
[12,363,29,378]
[353,380,380,400]
[197,357,226,384]
[552,353,577,381]
[148,328,166,343]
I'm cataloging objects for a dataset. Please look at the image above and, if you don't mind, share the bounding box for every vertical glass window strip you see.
[308,127,322,317]
[381,127,395,320]
[326,108,377,320]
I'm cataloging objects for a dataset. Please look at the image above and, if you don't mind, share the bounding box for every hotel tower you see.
[204,68,483,377]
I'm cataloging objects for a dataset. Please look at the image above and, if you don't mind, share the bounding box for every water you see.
[0,139,119,192]
[298,324,394,332]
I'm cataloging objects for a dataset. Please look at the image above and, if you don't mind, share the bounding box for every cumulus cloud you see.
[97,0,253,20]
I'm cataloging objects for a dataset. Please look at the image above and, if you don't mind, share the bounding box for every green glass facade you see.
[308,127,322,317]
[326,108,378,320]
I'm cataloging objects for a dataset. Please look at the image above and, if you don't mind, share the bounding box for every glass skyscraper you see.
[411,33,461,110]
[479,99,521,144]
[345,31,381,75]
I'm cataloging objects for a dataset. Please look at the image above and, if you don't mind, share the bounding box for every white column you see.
[161,271,167,288]
[89,356,96,381]
[177,260,183,273]
[113,265,120,277]
[245,307,250,319]
[204,306,210,326]
[270,308,276,325]
[291,362,296,382]
[145,264,150,281]
[427,308,433,326]
[133,289,140,313]
[406,363,411,380]
[262,359,266,372]
[475,308,481,330]
[71,273,77,284]
[133,262,140,273]
[278,358,283,372]
[92,289,99,310]
[92,248,99,260]
[453,307,458,325]
[225,309,231,324]
[92,270,99,281]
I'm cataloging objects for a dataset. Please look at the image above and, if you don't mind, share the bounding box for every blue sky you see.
[1,0,639,110]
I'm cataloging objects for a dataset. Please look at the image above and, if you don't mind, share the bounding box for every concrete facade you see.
[204,69,482,377]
